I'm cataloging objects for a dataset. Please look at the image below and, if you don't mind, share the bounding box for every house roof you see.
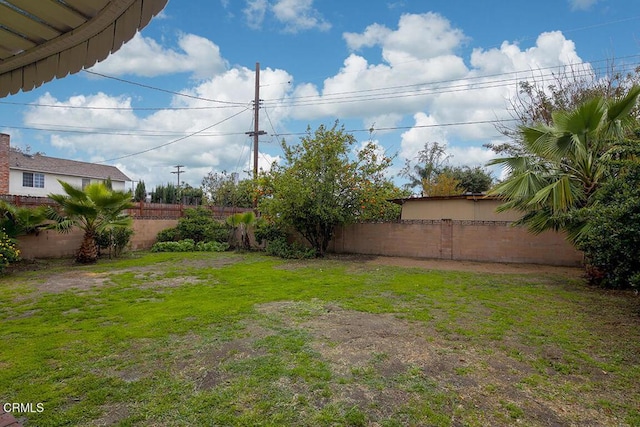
[0,0,168,98]
[10,149,130,182]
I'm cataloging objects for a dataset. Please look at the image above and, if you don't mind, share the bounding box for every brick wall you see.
[330,221,583,266]
[16,218,583,267]
[17,219,178,259]
[0,133,10,194]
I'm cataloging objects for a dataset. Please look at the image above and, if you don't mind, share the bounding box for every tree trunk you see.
[76,230,98,264]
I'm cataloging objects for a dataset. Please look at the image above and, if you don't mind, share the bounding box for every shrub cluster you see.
[0,230,20,274]
[151,239,229,253]
[265,238,315,259]
[95,226,134,258]
[156,208,229,243]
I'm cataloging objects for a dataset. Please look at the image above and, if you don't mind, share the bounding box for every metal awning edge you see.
[0,0,168,98]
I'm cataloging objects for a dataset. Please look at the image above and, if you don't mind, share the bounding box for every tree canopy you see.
[489,85,640,241]
[201,171,254,208]
[259,122,402,256]
[400,142,493,195]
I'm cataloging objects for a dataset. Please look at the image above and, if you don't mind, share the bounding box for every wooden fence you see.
[0,195,252,219]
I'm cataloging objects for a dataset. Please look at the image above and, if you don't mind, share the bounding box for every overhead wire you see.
[96,107,251,163]
[82,69,248,106]
[0,100,245,111]
[0,123,252,137]
[1,54,635,114]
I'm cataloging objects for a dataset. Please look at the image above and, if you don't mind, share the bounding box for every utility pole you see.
[171,165,184,204]
[246,62,266,180]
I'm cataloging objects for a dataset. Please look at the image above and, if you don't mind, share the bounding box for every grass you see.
[1,251,639,426]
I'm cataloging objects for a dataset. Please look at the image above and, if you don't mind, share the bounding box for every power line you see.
[0,100,246,111]
[96,107,251,163]
[0,123,251,137]
[2,54,634,115]
[82,69,248,106]
[260,58,640,108]
[272,118,520,138]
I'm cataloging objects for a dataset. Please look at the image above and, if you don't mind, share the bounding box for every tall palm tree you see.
[489,85,640,242]
[47,181,134,263]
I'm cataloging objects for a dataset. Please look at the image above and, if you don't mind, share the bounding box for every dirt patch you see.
[35,271,111,294]
[181,300,620,426]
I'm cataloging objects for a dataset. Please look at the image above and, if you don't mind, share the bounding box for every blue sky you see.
[1,0,639,190]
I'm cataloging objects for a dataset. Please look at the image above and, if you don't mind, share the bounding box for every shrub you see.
[575,149,640,290]
[150,239,228,253]
[0,230,20,274]
[156,227,180,242]
[264,237,315,259]
[96,226,134,258]
[254,221,287,245]
[176,208,229,243]
[156,209,229,244]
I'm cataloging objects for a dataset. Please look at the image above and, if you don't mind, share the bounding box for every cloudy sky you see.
[1,0,639,190]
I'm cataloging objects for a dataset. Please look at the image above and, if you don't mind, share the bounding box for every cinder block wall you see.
[0,133,10,194]
[329,221,583,266]
[17,219,178,259]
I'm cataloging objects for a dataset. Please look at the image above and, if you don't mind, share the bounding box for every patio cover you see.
[0,0,168,98]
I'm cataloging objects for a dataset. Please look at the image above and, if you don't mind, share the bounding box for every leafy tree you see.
[574,139,640,289]
[441,166,494,194]
[489,86,640,241]
[399,141,450,193]
[104,176,113,190]
[260,122,394,256]
[400,143,492,196]
[180,184,204,205]
[422,172,464,197]
[47,181,134,264]
[150,183,178,204]
[201,171,254,208]
[356,180,408,222]
[134,181,146,202]
[489,64,640,156]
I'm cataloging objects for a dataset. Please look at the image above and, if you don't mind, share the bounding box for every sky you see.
[1,0,639,191]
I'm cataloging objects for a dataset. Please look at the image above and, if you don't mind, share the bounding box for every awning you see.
[0,0,168,98]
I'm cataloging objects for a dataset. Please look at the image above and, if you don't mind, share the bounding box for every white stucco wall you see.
[9,169,127,196]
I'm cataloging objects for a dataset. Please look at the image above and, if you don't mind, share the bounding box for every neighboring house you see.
[0,133,130,196]
[389,194,522,222]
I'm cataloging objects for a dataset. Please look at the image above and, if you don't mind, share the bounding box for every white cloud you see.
[344,23,391,51]
[92,33,228,79]
[344,13,468,62]
[399,113,449,161]
[243,0,330,33]
[569,0,598,10]
[243,0,268,29]
[19,13,591,191]
[24,66,294,188]
[272,0,331,33]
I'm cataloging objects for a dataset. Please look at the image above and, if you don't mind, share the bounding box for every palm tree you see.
[47,181,134,263]
[0,200,48,238]
[489,85,640,242]
[226,211,256,250]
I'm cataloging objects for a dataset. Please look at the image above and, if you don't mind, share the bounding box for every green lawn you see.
[1,252,638,426]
